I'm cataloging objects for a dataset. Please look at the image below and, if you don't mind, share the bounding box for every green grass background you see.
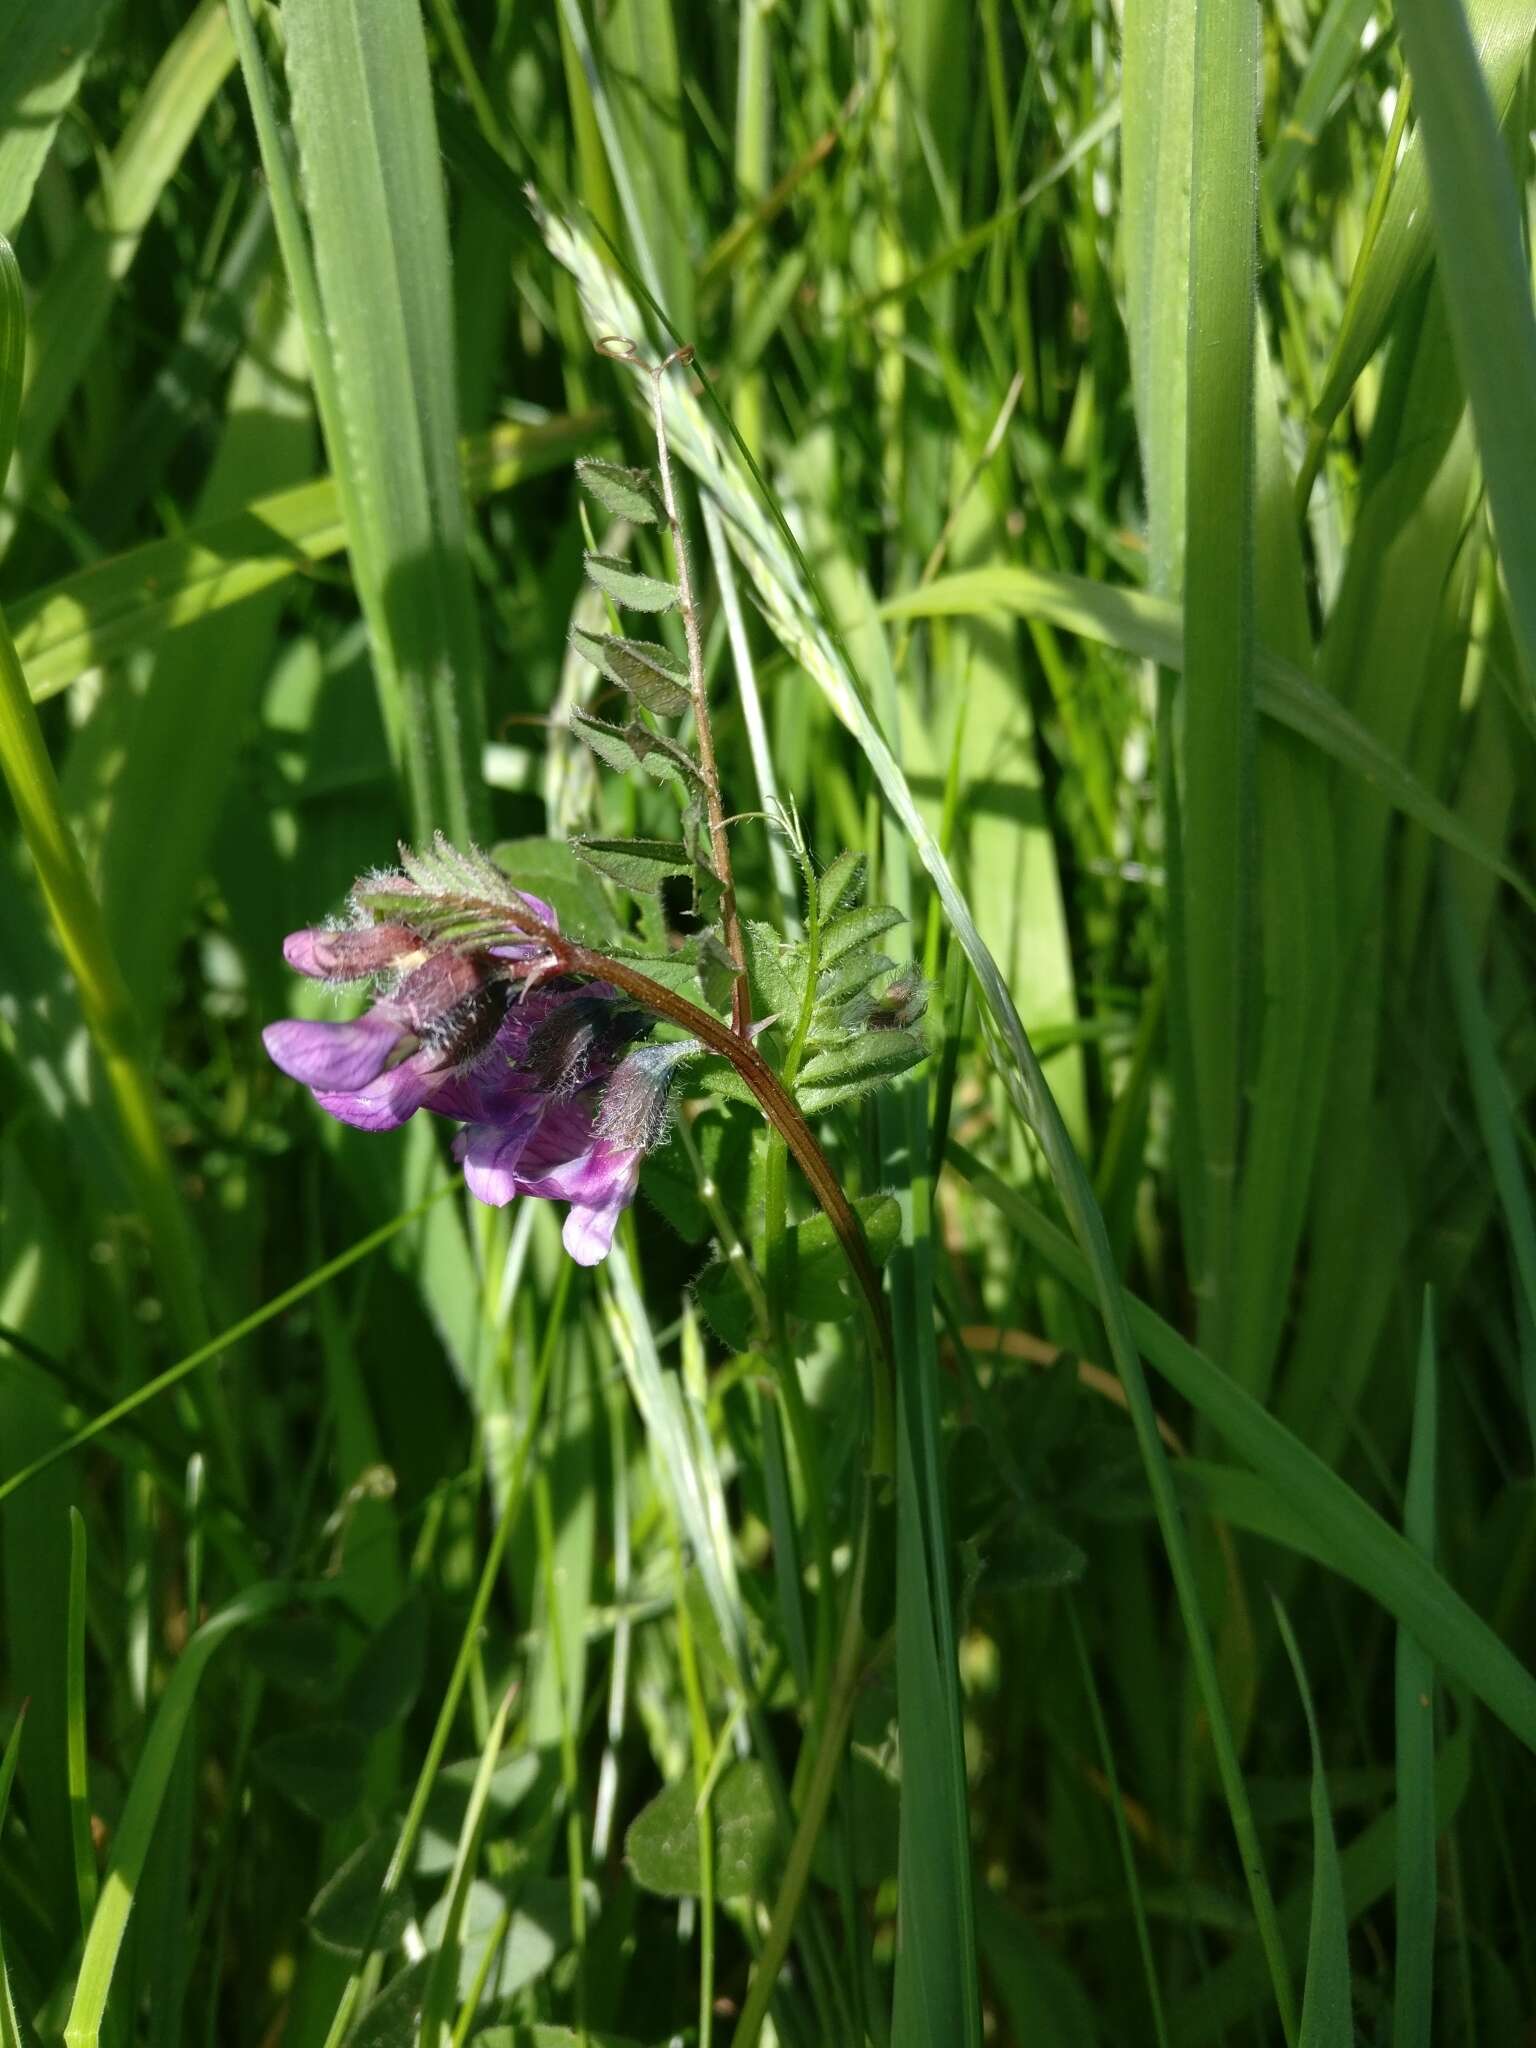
[1,1,1534,2043]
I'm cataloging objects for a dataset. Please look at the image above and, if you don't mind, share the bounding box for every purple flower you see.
[262,878,669,1264]
[454,1097,644,1266]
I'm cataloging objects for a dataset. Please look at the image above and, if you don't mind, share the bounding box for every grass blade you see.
[64,1581,332,2048]
[1395,1296,1439,2048]
[420,1685,516,2048]
[1312,0,1533,431]
[10,0,234,500]
[280,0,488,841]
[0,0,116,238]
[1180,0,1260,1360]
[1272,1600,1353,2045]
[67,1506,97,1937]
[1392,0,1536,703]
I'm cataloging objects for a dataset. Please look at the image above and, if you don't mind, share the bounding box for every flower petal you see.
[312,1049,440,1131]
[456,1104,544,1205]
[520,1136,642,1267]
[263,1010,403,1090]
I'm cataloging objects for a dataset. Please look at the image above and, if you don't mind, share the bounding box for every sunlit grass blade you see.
[1311,0,1534,432]
[0,0,116,238]
[1180,0,1260,1362]
[420,1685,516,2048]
[262,0,489,841]
[1391,0,1536,702]
[1395,1296,1439,2048]
[1262,0,1376,207]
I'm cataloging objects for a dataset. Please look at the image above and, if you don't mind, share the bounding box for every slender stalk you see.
[601,336,751,1034]
[729,1486,873,2048]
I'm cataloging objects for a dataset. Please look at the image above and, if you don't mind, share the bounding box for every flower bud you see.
[595,1041,698,1153]
[284,921,422,982]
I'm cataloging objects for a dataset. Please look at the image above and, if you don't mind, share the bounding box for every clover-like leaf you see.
[576,457,662,524]
[625,1760,780,1900]
[569,627,692,715]
[583,551,679,613]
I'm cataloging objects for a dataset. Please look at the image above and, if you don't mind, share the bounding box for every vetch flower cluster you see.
[262,867,689,1265]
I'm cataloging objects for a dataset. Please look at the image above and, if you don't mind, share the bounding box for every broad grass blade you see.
[281,0,489,841]
[0,0,116,238]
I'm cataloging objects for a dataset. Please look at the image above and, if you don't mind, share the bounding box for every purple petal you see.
[312,1049,441,1131]
[521,1136,642,1267]
[263,1011,403,1090]
[456,1105,545,1206]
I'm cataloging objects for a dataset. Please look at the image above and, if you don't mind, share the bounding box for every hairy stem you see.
[644,350,751,1035]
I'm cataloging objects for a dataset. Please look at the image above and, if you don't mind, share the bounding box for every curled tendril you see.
[593,333,695,377]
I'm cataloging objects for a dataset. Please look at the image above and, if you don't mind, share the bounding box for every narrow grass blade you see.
[948,1146,1536,1755]
[0,0,116,237]
[0,1701,24,2048]
[1392,0,1536,703]
[1262,0,1377,207]
[1272,1600,1353,2045]
[281,0,488,840]
[420,1686,516,2048]
[1441,865,1536,1467]
[12,417,597,705]
[1395,1297,1439,2048]
[64,1581,330,2048]
[67,1506,97,1936]
[1312,0,1534,430]
[1180,0,1260,1362]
